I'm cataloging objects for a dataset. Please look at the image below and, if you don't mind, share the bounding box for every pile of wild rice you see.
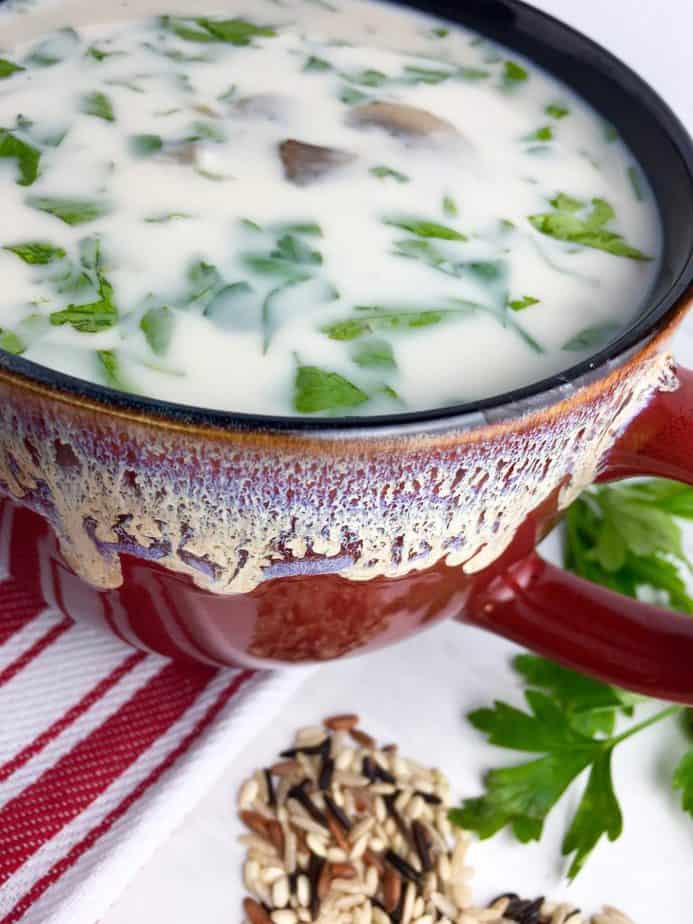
[237,715,634,924]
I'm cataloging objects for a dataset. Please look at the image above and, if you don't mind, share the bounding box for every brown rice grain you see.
[325,714,360,731]
[350,729,377,749]
[244,897,273,924]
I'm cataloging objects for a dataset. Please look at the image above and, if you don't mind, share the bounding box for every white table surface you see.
[103,2,693,922]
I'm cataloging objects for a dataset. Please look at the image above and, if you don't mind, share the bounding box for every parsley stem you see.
[609,705,682,747]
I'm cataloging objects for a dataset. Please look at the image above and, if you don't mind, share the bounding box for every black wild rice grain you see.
[385,794,415,850]
[324,793,352,831]
[319,756,335,790]
[385,849,421,885]
[288,779,328,827]
[264,768,276,808]
[416,791,442,806]
[504,896,545,924]
[411,820,433,872]
[374,764,396,784]
[308,853,325,918]
[565,912,582,922]
[280,739,329,759]
[363,755,378,782]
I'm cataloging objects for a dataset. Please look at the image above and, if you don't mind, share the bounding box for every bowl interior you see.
[0,0,692,433]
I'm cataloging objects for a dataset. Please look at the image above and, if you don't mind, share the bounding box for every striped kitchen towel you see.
[0,576,310,924]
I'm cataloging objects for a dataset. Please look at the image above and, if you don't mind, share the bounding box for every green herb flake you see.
[674,751,693,816]
[0,130,41,186]
[0,58,25,79]
[339,85,369,105]
[627,165,645,201]
[304,55,332,72]
[24,28,80,68]
[0,328,25,354]
[370,165,410,183]
[385,217,467,242]
[457,67,491,82]
[161,15,277,46]
[527,125,553,142]
[3,241,66,264]
[402,65,453,85]
[562,322,621,351]
[503,60,528,86]
[81,91,116,123]
[27,196,111,226]
[87,46,119,61]
[97,349,129,390]
[546,103,569,119]
[508,295,540,312]
[352,338,397,369]
[293,365,368,414]
[442,195,458,217]
[144,212,192,223]
[530,195,651,260]
[129,134,164,157]
[141,305,175,355]
[430,27,450,38]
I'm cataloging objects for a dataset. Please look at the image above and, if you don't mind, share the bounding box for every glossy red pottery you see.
[2,0,693,701]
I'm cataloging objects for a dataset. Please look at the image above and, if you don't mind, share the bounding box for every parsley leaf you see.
[352,338,396,369]
[546,103,569,119]
[674,751,693,816]
[81,91,116,122]
[50,239,118,332]
[0,58,24,79]
[0,130,41,186]
[443,195,458,218]
[293,365,368,414]
[161,16,276,45]
[0,328,25,354]
[97,349,129,390]
[3,241,66,264]
[322,306,472,341]
[370,165,410,183]
[452,681,679,875]
[385,217,467,241]
[27,196,111,226]
[530,195,651,259]
[140,305,175,355]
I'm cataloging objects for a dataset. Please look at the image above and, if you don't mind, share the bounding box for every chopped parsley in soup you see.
[0,0,661,416]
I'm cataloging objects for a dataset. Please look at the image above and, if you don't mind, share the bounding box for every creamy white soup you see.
[0,0,661,416]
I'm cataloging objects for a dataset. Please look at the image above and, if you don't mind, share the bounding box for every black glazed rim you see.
[1,0,693,436]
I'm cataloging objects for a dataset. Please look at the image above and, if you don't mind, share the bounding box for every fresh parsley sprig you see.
[450,479,693,877]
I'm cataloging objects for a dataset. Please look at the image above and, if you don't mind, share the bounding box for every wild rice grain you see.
[325,714,360,731]
[273,876,291,908]
[307,833,328,857]
[350,729,377,749]
[271,910,298,924]
[240,779,260,810]
[245,898,273,924]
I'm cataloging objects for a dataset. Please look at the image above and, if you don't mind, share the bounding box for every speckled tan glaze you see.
[0,334,679,598]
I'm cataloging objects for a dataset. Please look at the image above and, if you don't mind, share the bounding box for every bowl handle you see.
[465,363,693,704]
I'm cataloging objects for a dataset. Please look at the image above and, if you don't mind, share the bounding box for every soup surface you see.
[0,0,661,416]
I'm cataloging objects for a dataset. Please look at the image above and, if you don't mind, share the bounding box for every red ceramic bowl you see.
[2,0,693,700]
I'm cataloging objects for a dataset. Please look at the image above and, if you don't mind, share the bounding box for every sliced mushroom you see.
[279,139,356,186]
[347,101,458,140]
